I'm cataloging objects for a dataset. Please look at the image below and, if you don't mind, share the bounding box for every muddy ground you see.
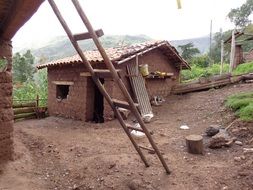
[0,83,253,190]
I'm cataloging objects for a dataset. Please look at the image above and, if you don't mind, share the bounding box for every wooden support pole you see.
[185,135,203,154]
[36,95,39,108]
[229,30,236,73]
[220,28,224,75]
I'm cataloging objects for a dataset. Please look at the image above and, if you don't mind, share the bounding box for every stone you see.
[234,157,241,162]
[235,141,243,146]
[205,125,220,137]
[243,148,253,154]
[208,129,233,149]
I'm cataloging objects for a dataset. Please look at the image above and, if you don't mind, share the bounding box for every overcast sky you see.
[13,0,247,50]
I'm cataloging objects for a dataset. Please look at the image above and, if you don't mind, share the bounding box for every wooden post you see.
[220,28,224,75]
[229,30,236,73]
[209,20,213,66]
[185,135,203,154]
[36,95,39,108]
[179,62,182,83]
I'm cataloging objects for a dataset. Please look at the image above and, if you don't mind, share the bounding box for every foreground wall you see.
[0,40,13,162]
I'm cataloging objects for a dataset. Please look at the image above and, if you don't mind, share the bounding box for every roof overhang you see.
[0,0,44,41]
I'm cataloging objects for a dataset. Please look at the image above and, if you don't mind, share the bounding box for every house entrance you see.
[93,78,104,123]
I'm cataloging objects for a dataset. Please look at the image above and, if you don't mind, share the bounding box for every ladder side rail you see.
[71,0,171,174]
[48,0,149,168]
[113,107,149,167]
[48,0,115,109]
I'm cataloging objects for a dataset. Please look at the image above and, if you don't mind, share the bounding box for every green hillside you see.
[31,34,152,61]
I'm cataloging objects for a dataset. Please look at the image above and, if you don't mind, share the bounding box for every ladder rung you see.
[73,29,104,41]
[127,126,144,133]
[94,69,121,78]
[139,146,155,154]
[112,99,138,110]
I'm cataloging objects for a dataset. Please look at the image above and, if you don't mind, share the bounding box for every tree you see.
[13,50,36,83]
[178,43,200,61]
[228,0,253,28]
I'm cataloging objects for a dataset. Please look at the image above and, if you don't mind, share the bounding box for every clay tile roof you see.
[37,40,190,70]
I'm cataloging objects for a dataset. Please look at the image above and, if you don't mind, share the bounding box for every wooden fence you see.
[13,96,47,120]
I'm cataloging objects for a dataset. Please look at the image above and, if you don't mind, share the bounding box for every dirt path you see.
[0,83,253,190]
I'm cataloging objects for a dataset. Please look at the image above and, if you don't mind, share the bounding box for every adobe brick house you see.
[0,0,44,163]
[225,31,253,66]
[244,49,253,62]
[38,41,190,122]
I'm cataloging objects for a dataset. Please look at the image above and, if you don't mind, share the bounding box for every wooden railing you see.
[13,96,47,121]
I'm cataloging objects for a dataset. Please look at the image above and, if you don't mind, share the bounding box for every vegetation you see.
[13,51,47,106]
[228,0,253,28]
[13,50,36,83]
[177,43,200,61]
[233,61,253,75]
[181,63,229,81]
[0,58,8,71]
[226,91,253,121]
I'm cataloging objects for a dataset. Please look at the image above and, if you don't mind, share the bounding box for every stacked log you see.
[172,73,248,94]
[13,102,37,120]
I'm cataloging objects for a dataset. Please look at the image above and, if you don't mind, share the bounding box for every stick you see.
[225,119,240,131]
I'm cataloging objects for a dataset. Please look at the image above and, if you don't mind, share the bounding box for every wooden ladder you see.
[48,0,170,174]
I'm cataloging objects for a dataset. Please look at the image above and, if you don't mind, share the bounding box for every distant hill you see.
[16,34,210,62]
[30,34,152,61]
[170,36,210,54]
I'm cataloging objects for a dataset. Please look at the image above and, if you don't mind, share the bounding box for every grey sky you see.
[13,0,247,50]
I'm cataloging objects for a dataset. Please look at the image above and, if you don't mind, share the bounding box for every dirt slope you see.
[0,83,252,190]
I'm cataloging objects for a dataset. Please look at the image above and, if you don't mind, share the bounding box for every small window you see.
[56,85,69,99]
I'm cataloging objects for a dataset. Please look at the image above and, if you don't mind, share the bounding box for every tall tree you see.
[13,50,36,83]
[228,0,253,28]
[178,43,200,61]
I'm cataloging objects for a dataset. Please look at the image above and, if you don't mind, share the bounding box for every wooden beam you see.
[52,81,74,85]
[80,72,92,77]
[73,29,104,41]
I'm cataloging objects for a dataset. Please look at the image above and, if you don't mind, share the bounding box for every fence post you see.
[36,95,39,108]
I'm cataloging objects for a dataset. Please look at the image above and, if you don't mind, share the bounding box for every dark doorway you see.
[93,78,104,123]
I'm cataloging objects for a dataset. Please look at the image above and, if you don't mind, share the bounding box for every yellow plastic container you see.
[139,64,149,77]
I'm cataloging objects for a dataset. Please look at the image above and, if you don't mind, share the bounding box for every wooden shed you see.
[38,40,190,122]
[0,0,44,163]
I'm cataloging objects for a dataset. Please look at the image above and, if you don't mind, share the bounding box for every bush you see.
[233,61,253,75]
[189,55,209,68]
[181,63,229,81]
[225,92,253,121]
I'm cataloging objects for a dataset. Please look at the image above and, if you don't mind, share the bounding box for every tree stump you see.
[185,135,203,154]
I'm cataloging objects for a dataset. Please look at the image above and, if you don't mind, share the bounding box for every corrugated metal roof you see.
[37,40,190,69]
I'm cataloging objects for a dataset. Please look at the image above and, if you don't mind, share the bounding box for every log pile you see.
[13,102,37,120]
[172,73,253,94]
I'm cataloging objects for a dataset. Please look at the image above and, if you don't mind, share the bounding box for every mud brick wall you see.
[235,45,244,67]
[47,49,181,122]
[48,64,92,121]
[244,50,253,63]
[0,40,13,162]
[112,49,180,100]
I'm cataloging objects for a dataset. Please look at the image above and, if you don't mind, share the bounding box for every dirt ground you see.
[0,82,253,190]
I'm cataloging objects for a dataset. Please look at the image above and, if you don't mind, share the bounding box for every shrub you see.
[233,61,253,75]
[225,92,253,121]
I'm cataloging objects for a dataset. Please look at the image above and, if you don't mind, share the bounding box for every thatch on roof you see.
[0,0,44,40]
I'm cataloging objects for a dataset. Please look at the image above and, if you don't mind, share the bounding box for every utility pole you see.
[220,28,224,75]
[209,20,213,66]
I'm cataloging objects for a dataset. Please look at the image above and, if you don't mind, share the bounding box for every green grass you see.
[181,63,229,81]
[225,92,253,121]
[233,61,253,75]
